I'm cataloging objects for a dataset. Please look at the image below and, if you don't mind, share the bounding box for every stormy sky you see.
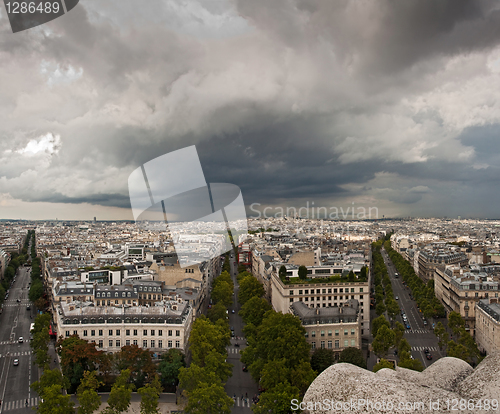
[2,0,500,220]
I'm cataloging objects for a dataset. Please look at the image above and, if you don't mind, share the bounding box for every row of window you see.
[91,339,181,349]
[301,303,364,311]
[310,339,357,349]
[96,291,132,298]
[290,295,362,302]
[306,329,356,337]
[66,329,181,337]
[290,287,364,295]
[63,317,183,324]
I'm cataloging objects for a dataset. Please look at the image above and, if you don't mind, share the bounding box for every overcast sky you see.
[2,0,500,220]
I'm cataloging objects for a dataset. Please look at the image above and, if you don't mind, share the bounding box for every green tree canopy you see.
[77,371,103,414]
[238,275,265,306]
[339,347,367,369]
[310,348,335,374]
[238,296,271,327]
[184,382,233,414]
[138,375,162,414]
[373,359,395,373]
[103,369,135,414]
[298,266,308,280]
[158,349,185,388]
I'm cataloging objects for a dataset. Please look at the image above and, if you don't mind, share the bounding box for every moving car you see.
[426,353,433,360]
[242,365,248,372]
[13,359,19,366]
[26,305,30,310]
[18,337,23,343]
[234,343,240,347]
[395,296,399,300]
[231,309,235,314]
[405,324,411,329]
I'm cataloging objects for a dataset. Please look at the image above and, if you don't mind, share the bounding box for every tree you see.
[189,316,230,367]
[114,345,156,389]
[348,270,355,282]
[375,302,386,316]
[298,266,308,280]
[158,349,185,389]
[398,351,424,372]
[310,348,335,374]
[103,369,135,414]
[32,368,69,396]
[35,383,75,414]
[373,359,394,372]
[259,359,289,391]
[252,382,301,414]
[372,325,395,357]
[178,364,219,394]
[238,275,264,305]
[77,371,103,414]
[386,299,399,323]
[207,302,228,324]
[238,296,271,327]
[204,350,233,383]
[398,338,411,354]
[289,361,317,395]
[184,382,233,414]
[372,315,390,337]
[279,265,287,281]
[447,340,470,362]
[434,322,449,350]
[393,322,405,348]
[138,375,162,414]
[28,279,44,302]
[448,312,465,337]
[211,280,233,308]
[241,311,310,383]
[339,347,367,369]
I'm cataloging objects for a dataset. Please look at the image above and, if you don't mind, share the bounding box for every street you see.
[224,252,258,412]
[0,266,39,413]
[380,248,443,368]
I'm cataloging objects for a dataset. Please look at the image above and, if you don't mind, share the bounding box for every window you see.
[311,331,316,337]
[328,289,332,293]
[109,330,113,336]
[334,288,337,293]
[143,340,148,348]
[65,331,70,337]
[168,330,172,336]
[360,288,363,292]
[328,330,332,336]
[144,330,148,336]
[311,342,316,349]
[109,340,113,347]
[99,330,103,336]
[339,288,343,293]
[133,340,138,346]
[168,340,172,348]
[116,330,120,335]
[335,340,339,349]
[176,330,180,337]
[134,329,138,336]
[151,330,155,336]
[299,290,303,294]
[305,290,309,294]
[116,340,120,347]
[328,341,332,349]
[151,340,155,348]
[351,339,356,346]
[290,290,294,295]
[320,341,325,349]
[159,330,162,336]
[126,330,130,336]
[321,331,325,337]
[97,300,100,306]
[159,340,163,349]
[98,340,103,348]
[344,340,348,347]
[344,329,348,336]
[351,329,355,335]
[115,292,118,297]
[351,288,355,293]
[175,341,180,348]
[73,330,77,336]
[83,330,88,337]
[126,340,130,346]
[335,330,339,336]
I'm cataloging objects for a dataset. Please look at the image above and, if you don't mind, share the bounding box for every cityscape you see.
[1,1,500,413]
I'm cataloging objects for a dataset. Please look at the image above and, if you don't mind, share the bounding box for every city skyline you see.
[3,1,500,219]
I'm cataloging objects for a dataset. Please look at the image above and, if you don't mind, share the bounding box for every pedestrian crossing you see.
[404,329,430,334]
[227,347,240,354]
[2,398,39,411]
[233,397,252,408]
[0,341,30,345]
[411,346,438,352]
[0,351,32,357]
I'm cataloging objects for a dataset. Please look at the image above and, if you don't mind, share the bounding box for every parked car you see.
[234,343,240,347]
[405,324,411,329]
[231,309,235,314]
[13,359,19,366]
[26,306,30,310]
[395,296,399,300]
[242,365,248,372]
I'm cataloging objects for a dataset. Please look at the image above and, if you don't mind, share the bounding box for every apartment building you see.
[291,299,361,357]
[418,249,468,283]
[434,266,500,335]
[475,298,500,355]
[55,294,193,354]
[271,272,370,337]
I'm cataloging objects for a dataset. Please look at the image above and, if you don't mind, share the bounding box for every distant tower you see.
[458,216,461,220]
[94,217,97,223]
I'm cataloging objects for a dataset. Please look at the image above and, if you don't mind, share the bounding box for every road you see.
[224,253,259,412]
[0,266,39,413]
[380,248,443,368]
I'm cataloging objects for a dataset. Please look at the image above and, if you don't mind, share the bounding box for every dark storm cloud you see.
[3,0,500,218]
